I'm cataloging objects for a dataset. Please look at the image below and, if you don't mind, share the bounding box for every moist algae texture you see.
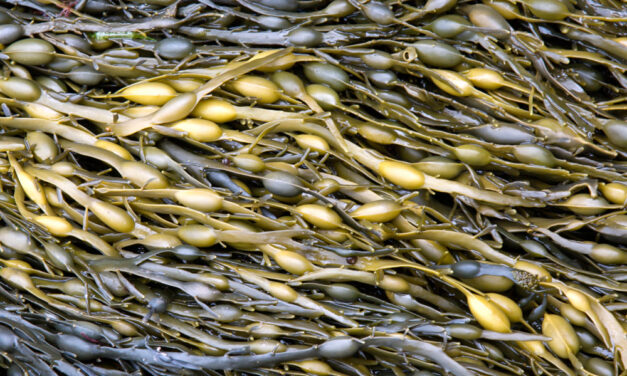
[0,0,624,375]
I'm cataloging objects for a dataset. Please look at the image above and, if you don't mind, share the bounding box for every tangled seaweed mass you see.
[0,0,624,375]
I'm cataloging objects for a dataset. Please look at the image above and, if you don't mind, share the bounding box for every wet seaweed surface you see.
[0,0,623,375]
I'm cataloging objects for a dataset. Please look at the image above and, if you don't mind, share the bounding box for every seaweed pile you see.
[0,0,624,375]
